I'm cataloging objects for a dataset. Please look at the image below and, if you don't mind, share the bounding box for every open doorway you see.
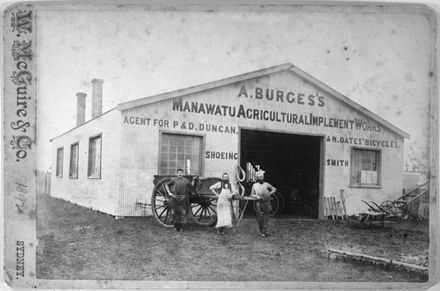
[240,129,322,218]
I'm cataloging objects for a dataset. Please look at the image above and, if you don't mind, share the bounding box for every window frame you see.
[56,147,64,178]
[87,133,102,179]
[69,142,79,179]
[158,130,205,176]
[349,147,382,189]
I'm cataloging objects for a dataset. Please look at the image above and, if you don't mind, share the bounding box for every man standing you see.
[251,171,277,237]
[165,168,197,231]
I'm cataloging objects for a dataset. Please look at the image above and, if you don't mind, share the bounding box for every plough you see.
[359,181,429,225]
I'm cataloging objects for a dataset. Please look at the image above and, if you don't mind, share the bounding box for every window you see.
[350,148,381,186]
[88,134,102,178]
[69,143,79,179]
[56,148,64,178]
[56,147,64,178]
[159,133,202,175]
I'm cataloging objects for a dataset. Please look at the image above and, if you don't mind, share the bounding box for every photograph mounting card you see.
[2,1,440,289]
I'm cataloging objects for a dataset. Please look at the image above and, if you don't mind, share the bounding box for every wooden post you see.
[237,200,249,227]
[332,197,339,220]
[328,197,335,220]
[340,189,347,219]
[337,201,344,220]
[329,197,335,219]
[332,197,337,220]
[326,248,428,275]
[324,196,330,219]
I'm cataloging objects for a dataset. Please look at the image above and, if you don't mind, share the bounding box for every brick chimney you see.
[91,78,104,118]
[76,92,86,126]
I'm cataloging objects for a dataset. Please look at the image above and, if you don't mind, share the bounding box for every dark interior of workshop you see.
[239,129,322,218]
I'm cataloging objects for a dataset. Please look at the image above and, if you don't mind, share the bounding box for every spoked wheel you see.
[151,178,173,228]
[271,192,285,216]
[253,191,285,217]
[381,200,405,217]
[190,194,218,226]
[381,200,394,210]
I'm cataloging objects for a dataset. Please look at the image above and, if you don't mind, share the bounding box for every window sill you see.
[56,176,63,178]
[88,175,101,179]
[69,176,78,179]
[349,184,382,189]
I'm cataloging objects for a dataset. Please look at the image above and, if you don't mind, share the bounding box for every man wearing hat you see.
[251,171,277,237]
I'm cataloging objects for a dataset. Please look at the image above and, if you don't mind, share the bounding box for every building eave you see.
[49,107,118,142]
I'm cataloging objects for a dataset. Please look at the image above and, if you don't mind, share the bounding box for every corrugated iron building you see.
[50,63,409,218]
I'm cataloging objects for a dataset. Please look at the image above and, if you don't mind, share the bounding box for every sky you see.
[35,5,434,172]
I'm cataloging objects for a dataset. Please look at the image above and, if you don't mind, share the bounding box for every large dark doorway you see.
[240,129,322,218]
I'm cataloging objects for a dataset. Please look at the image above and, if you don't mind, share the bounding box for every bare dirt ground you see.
[36,193,429,281]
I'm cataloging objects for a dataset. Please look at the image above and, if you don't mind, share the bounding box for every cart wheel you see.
[381,200,393,210]
[151,178,173,228]
[190,195,218,226]
[272,191,285,216]
[252,191,285,217]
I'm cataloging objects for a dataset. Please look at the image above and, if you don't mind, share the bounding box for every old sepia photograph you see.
[2,1,439,289]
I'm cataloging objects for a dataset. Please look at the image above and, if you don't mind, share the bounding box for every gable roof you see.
[117,63,410,139]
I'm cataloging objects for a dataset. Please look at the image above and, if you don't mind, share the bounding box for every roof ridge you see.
[117,63,293,110]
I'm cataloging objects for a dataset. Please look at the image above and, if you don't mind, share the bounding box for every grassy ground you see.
[36,193,429,281]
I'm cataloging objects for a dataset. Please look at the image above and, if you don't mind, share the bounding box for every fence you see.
[36,170,51,195]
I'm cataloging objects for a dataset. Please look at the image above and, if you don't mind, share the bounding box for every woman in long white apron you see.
[210,173,236,235]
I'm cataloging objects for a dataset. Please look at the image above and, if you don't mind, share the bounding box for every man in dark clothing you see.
[251,171,277,237]
[165,168,196,231]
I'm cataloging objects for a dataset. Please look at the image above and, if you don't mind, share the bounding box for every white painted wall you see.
[50,109,121,215]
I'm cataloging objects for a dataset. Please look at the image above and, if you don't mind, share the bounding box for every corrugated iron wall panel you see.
[118,104,158,216]
[51,110,121,215]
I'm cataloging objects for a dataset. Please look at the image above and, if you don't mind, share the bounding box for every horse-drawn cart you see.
[151,175,221,227]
